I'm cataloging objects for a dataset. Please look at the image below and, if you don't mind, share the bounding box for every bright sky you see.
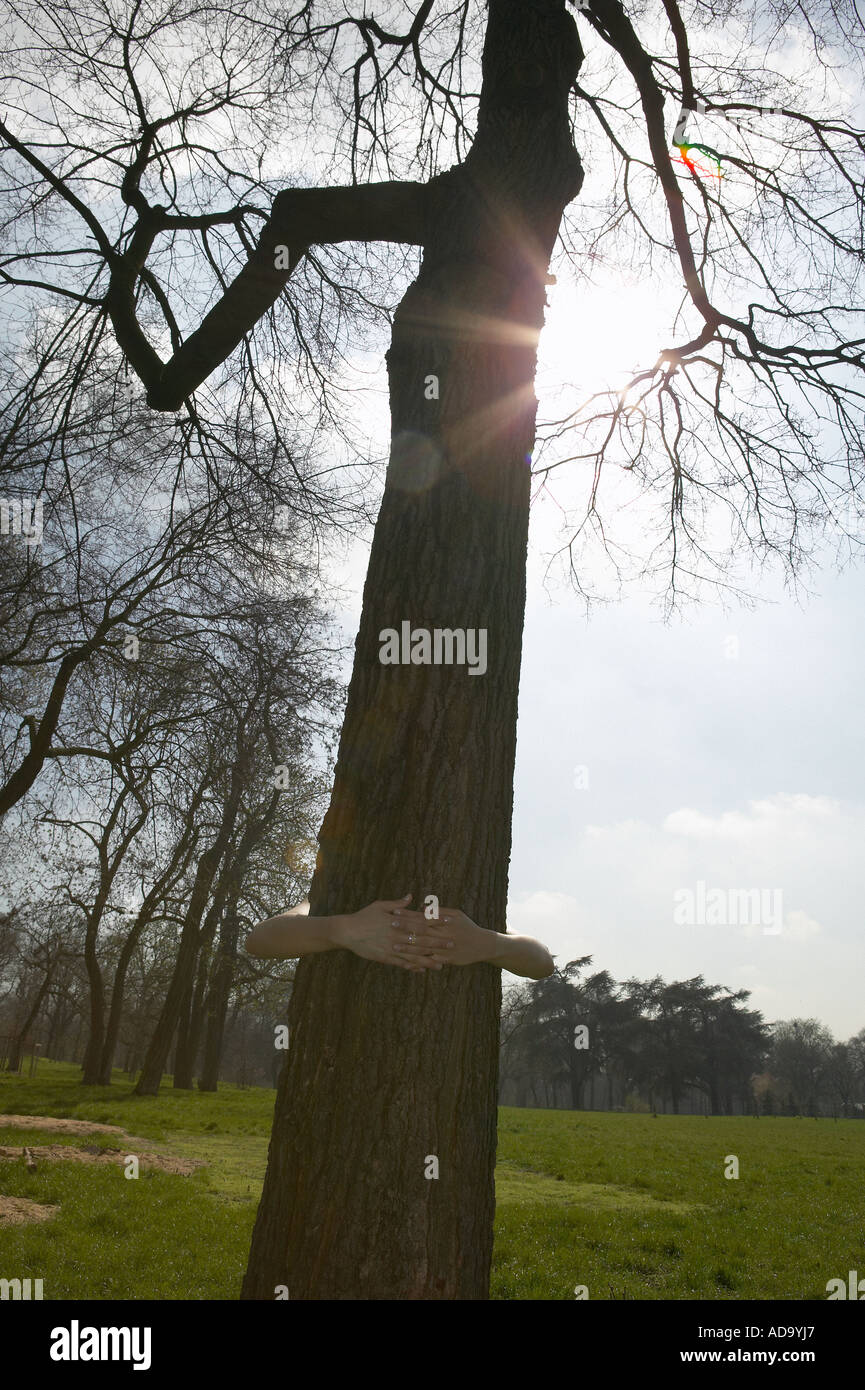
[326,272,865,1043]
[5,0,862,1046]
[332,519,865,1040]
[307,0,865,1042]
[509,541,865,1040]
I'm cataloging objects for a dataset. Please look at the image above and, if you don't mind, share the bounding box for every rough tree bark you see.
[171,976,197,1087]
[174,939,212,1088]
[6,966,53,1073]
[241,0,584,1301]
[197,792,282,1091]
[134,766,244,1095]
[174,888,226,1088]
[197,895,243,1092]
[96,824,200,1086]
[95,911,156,1086]
[80,788,148,1085]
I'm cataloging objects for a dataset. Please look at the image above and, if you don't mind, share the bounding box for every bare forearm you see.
[485,931,554,980]
[245,901,554,978]
[245,913,342,959]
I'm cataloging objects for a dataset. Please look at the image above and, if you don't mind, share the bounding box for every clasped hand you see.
[331,895,491,973]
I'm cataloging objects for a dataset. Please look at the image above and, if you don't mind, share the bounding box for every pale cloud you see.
[508,889,580,928]
[507,890,591,966]
[781,910,823,942]
[507,793,865,1036]
[663,794,838,841]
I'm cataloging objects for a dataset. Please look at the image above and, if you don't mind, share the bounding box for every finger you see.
[393,934,451,950]
[390,955,426,971]
[394,948,445,961]
[395,933,454,949]
[386,947,443,969]
[391,948,439,968]
[379,893,413,911]
[389,907,427,922]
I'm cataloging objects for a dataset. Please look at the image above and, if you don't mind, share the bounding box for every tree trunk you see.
[198,795,281,1091]
[198,901,243,1092]
[174,936,211,1088]
[134,770,244,1095]
[80,939,106,1084]
[46,988,75,1061]
[45,1003,59,1059]
[71,1013,85,1065]
[242,1,582,1300]
[175,874,230,1089]
[569,1061,583,1110]
[6,970,51,1072]
[171,977,196,1087]
[81,789,148,1085]
[97,907,154,1085]
[134,844,224,1094]
[97,811,202,1085]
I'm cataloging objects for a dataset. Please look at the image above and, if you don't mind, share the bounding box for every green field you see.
[0,1061,860,1300]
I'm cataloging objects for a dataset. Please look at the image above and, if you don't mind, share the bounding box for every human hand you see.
[391,906,493,968]
[331,896,444,972]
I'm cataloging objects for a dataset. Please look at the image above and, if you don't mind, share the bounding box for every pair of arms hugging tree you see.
[246,896,554,980]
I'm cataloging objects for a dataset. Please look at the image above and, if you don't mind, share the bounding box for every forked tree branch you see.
[0,110,429,412]
[581,0,722,336]
[138,182,428,411]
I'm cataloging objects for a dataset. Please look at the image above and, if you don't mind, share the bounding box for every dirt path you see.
[0,1194,59,1227]
[0,1113,149,1143]
[0,1112,204,1191]
[0,1113,206,1226]
[0,1144,202,1174]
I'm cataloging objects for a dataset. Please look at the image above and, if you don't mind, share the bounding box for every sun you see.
[537,274,673,404]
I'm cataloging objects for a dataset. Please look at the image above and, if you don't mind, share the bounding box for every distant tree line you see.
[500,960,865,1119]
[0,362,345,1090]
[0,584,338,1091]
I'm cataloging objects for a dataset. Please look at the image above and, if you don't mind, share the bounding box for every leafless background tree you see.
[2,0,864,1300]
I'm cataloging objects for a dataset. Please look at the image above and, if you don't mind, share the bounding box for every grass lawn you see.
[1,1061,861,1299]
